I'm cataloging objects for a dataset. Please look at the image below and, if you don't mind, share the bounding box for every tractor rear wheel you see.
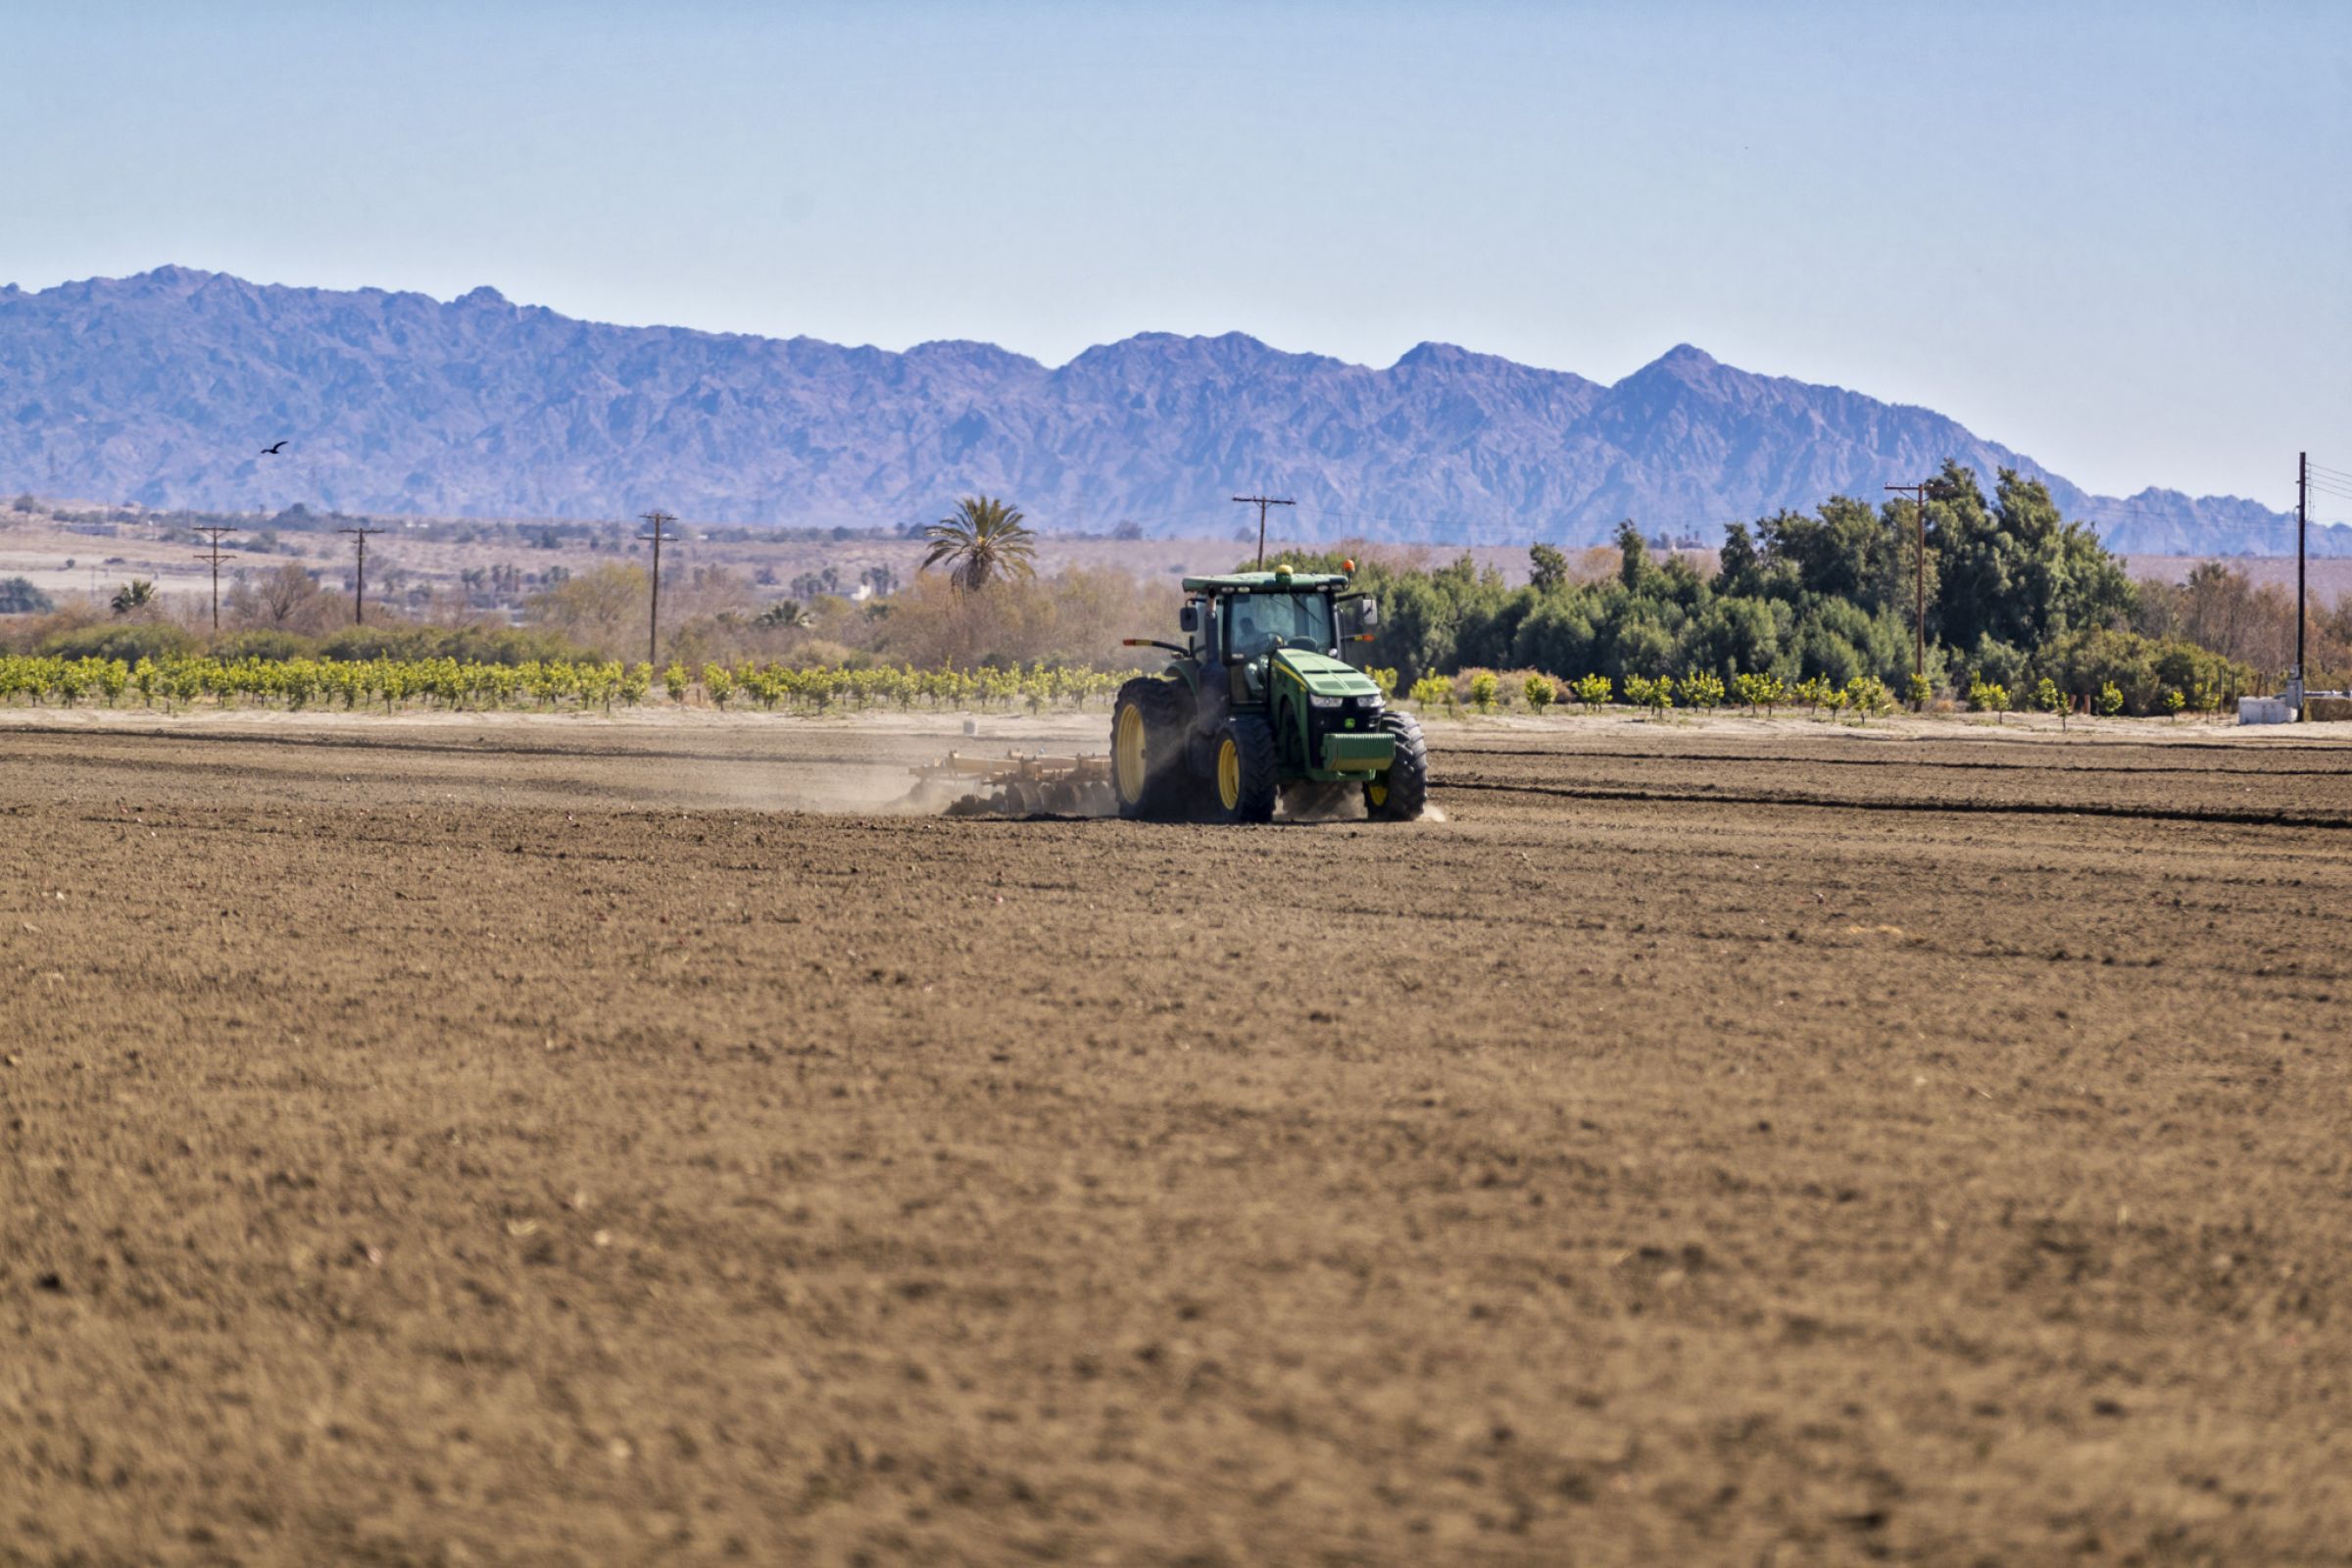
[1111,678,1190,819]
[1365,711,1429,821]
[1210,714,1280,823]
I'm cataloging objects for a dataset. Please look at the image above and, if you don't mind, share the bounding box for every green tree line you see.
[1303,464,2278,716]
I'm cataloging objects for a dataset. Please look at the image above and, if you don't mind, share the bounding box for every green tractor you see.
[1110,564,1429,823]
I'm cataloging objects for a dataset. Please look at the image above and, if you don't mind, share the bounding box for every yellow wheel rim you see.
[1217,737,1241,810]
[1115,707,1148,800]
[1367,779,1390,808]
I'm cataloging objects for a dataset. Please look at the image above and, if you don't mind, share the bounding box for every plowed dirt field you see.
[5,715,2351,1566]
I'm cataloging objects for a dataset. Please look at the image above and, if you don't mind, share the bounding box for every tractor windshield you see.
[1223,592,1334,660]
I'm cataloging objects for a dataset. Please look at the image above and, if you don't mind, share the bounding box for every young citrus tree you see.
[1844,675,1893,720]
[1523,672,1556,714]
[1625,673,1673,719]
[2034,676,2068,730]
[1678,669,1726,712]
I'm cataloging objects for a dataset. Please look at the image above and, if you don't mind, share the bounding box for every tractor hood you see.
[1270,649,1381,700]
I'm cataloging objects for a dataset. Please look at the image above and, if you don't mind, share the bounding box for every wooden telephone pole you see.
[1885,481,1930,686]
[2294,451,2308,707]
[336,525,384,624]
[191,525,236,630]
[637,510,678,666]
[1234,494,1295,569]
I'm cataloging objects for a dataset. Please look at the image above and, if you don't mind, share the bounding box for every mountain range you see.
[1,266,2333,556]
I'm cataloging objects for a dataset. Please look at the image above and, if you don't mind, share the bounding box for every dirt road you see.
[5,715,2350,1565]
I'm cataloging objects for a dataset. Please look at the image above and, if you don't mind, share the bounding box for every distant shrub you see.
[210,629,314,662]
[1523,672,1556,713]
[0,577,53,614]
[317,624,441,663]
[2037,627,2253,717]
[1906,673,1933,710]
[1572,673,1611,711]
[1467,669,1499,713]
[2094,681,2125,717]
[38,621,196,662]
[316,622,595,666]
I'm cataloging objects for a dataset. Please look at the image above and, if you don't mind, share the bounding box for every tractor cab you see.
[1180,566,1357,699]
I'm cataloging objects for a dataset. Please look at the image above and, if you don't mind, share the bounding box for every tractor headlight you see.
[1309,694,1344,709]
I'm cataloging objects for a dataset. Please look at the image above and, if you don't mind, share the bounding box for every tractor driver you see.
[1228,599,1274,660]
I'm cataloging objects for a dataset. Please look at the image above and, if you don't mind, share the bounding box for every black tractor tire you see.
[1111,677,1192,820]
[1365,711,1430,821]
[1209,713,1281,824]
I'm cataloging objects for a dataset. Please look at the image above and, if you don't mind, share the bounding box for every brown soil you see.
[5,717,2351,1565]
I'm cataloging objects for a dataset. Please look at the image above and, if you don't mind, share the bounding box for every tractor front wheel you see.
[1111,678,1190,819]
[1210,713,1280,823]
[1365,711,1430,821]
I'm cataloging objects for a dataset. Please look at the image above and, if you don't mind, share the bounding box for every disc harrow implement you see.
[910,751,1119,816]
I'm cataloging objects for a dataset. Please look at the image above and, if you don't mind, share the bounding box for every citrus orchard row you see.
[0,652,2234,723]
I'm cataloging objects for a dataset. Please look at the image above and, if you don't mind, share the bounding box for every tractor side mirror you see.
[1179,604,1200,634]
[1359,598,1380,627]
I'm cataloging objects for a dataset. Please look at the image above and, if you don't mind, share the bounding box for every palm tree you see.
[110,578,155,616]
[922,496,1037,592]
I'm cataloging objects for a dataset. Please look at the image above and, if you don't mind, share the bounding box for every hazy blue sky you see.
[5,1,2345,511]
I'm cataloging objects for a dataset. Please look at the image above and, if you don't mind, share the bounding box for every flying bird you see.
[260,440,288,456]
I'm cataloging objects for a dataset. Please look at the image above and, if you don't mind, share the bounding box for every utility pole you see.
[191,525,236,630]
[2294,451,2308,712]
[1886,481,1930,687]
[637,510,678,666]
[1233,494,1295,569]
[336,525,384,624]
